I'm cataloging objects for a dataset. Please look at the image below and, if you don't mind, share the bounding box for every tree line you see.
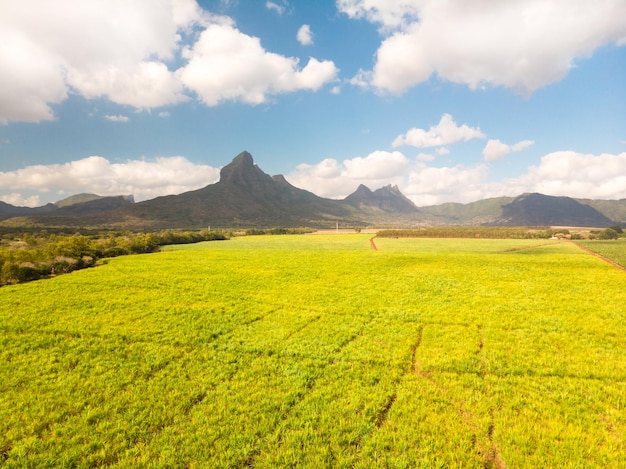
[376,226,623,240]
[0,229,227,286]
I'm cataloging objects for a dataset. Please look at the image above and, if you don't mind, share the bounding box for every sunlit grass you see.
[1,234,625,467]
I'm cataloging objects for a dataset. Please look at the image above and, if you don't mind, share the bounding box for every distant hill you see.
[497,193,614,227]
[0,195,134,224]
[420,196,515,225]
[0,201,57,221]
[577,198,626,225]
[53,195,135,216]
[55,193,106,208]
[1,152,623,229]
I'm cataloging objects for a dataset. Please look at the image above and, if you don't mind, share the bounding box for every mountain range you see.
[1,151,624,229]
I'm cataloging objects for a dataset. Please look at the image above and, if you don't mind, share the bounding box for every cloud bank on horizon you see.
[1,0,625,207]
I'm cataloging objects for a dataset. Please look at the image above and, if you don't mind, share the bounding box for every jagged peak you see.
[376,184,401,195]
[354,184,374,195]
[219,151,270,184]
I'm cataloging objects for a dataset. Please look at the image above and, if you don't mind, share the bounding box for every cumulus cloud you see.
[338,0,626,94]
[0,0,203,123]
[266,1,288,15]
[0,193,41,207]
[404,163,490,206]
[0,156,220,206]
[0,0,337,123]
[178,23,338,106]
[104,114,130,123]
[6,150,626,208]
[483,139,534,161]
[286,149,626,206]
[297,24,314,46]
[392,114,485,148]
[286,151,409,198]
[336,0,419,32]
[501,151,626,200]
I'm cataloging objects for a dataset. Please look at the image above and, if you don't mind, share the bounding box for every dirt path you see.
[369,236,379,251]
[568,240,626,272]
[499,241,561,253]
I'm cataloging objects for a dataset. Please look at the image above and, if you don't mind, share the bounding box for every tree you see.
[597,228,619,240]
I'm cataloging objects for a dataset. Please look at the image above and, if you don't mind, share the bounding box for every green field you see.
[575,238,626,269]
[1,234,625,467]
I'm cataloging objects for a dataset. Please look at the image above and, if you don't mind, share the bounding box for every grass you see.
[1,234,625,467]
[575,238,626,268]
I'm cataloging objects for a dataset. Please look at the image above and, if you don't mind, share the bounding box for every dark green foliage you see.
[0,229,228,286]
[244,227,315,236]
[589,228,619,240]
[376,226,559,239]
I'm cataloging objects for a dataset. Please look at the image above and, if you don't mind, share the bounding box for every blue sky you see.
[1,0,625,207]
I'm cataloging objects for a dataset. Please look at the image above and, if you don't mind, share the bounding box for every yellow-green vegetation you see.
[1,234,625,467]
[0,230,227,285]
[576,238,626,268]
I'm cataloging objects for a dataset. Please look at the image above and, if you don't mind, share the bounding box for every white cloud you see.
[500,151,626,200]
[5,150,626,209]
[297,24,314,46]
[336,0,419,32]
[349,69,373,89]
[338,0,626,94]
[0,0,336,123]
[158,111,170,118]
[0,0,202,123]
[178,23,337,105]
[266,1,288,15]
[483,139,534,161]
[104,114,130,123]
[344,151,409,179]
[392,114,485,148]
[286,148,626,207]
[286,151,409,198]
[0,193,41,208]
[512,140,535,152]
[404,163,490,206]
[0,155,220,205]
[436,147,450,156]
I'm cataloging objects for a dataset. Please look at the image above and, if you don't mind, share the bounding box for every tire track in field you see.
[357,322,425,439]
[401,323,506,467]
[369,324,426,433]
[477,324,507,469]
[498,241,561,253]
[411,324,425,375]
[235,314,379,468]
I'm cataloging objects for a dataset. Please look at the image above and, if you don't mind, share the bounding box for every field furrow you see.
[1,234,624,467]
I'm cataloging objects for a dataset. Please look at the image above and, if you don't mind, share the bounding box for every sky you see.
[1,0,626,208]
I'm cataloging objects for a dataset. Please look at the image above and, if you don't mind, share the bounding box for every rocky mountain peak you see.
[219,151,270,185]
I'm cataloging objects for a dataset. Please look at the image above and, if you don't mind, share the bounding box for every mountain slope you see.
[1,152,623,229]
[0,201,57,221]
[497,193,614,227]
[420,197,514,225]
[113,151,361,228]
[577,198,626,225]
